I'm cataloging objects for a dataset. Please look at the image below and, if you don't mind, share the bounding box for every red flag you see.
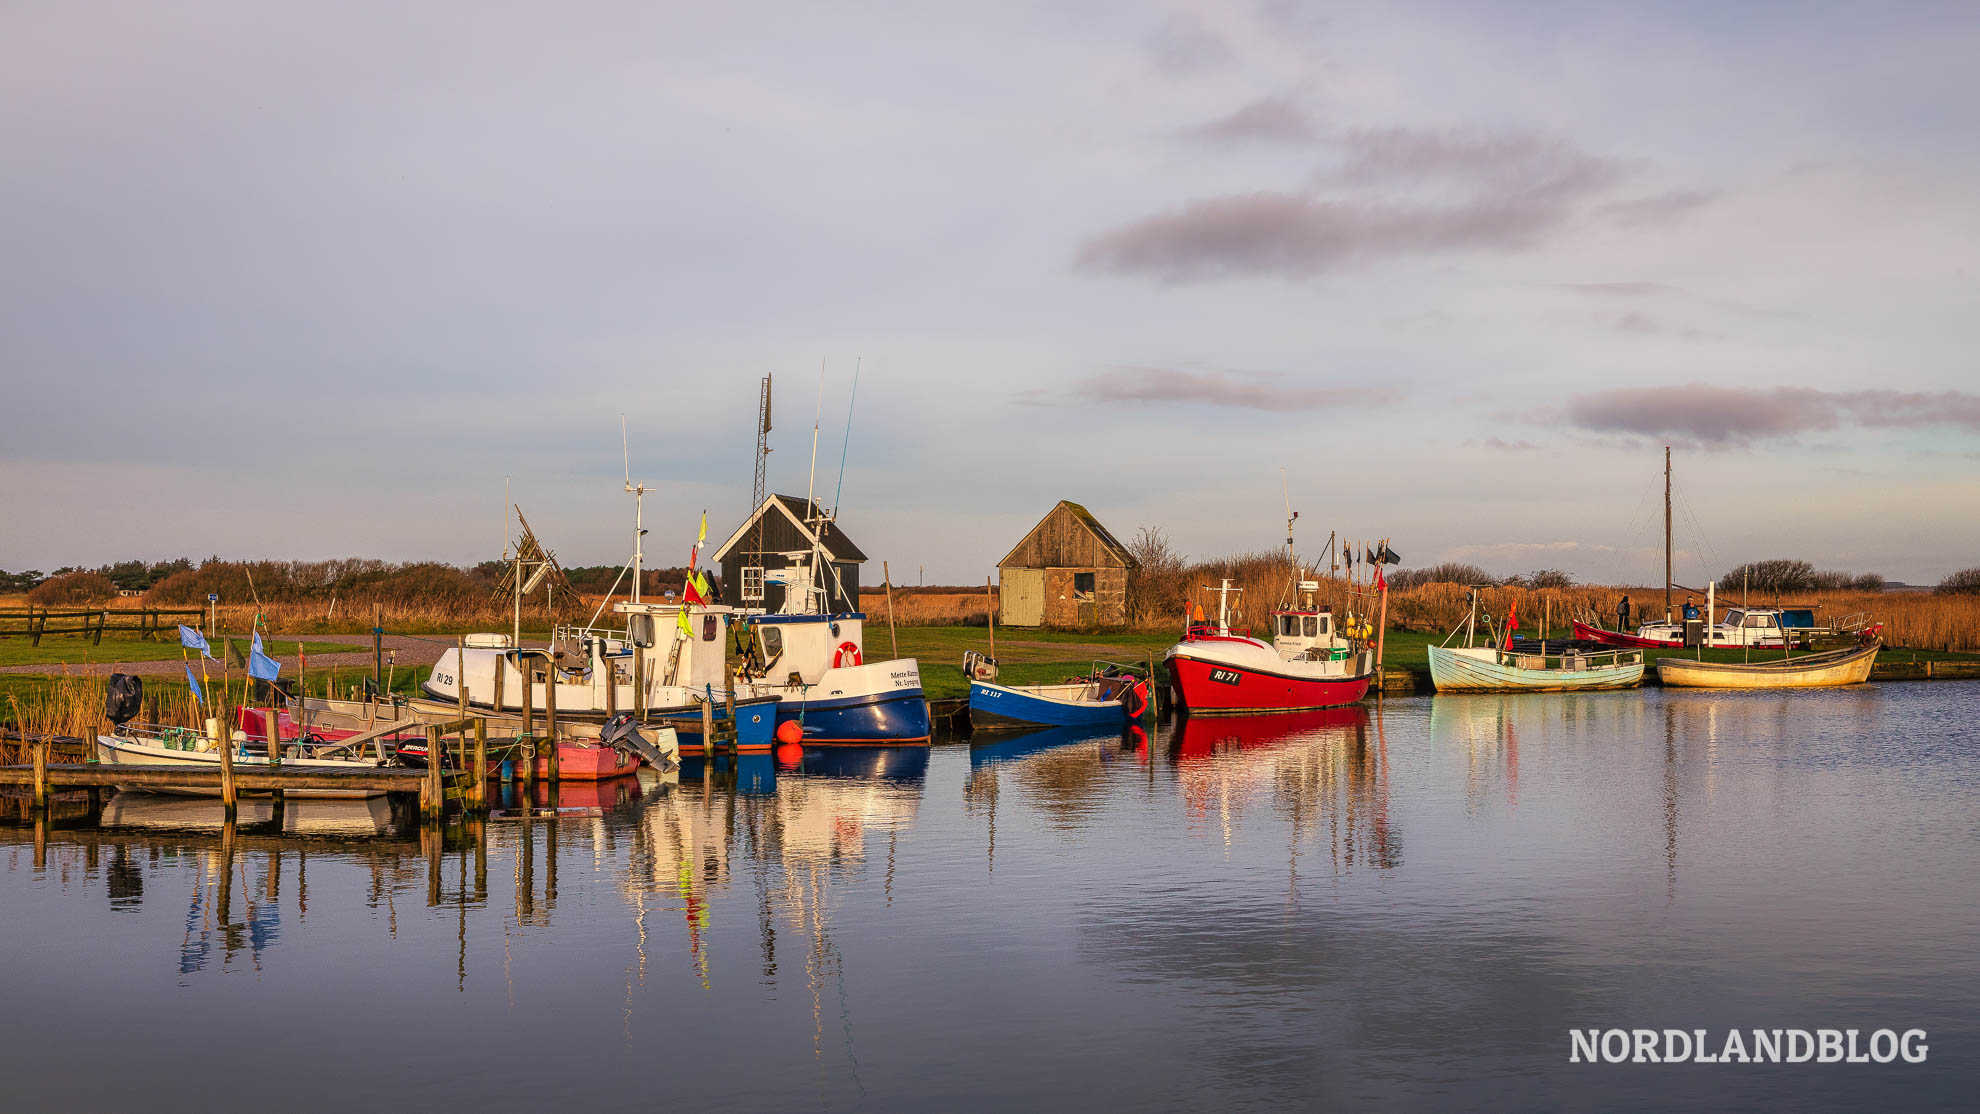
[1505,601,1519,647]
[1373,565,1387,591]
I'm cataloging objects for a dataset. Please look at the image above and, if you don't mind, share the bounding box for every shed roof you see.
[997,500,1137,570]
[712,494,869,563]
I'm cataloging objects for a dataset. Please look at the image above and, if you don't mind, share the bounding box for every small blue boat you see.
[967,664,1149,732]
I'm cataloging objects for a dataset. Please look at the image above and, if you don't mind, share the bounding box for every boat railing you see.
[1492,646,1643,671]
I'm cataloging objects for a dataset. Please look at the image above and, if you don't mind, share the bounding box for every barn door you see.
[1001,569,1044,627]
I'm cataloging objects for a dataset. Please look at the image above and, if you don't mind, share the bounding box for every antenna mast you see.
[752,374,773,512]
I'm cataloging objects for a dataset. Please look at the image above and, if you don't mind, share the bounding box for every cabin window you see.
[1073,572,1095,597]
[702,615,718,641]
[1317,616,1331,637]
[759,626,783,660]
[1304,616,1319,638]
[741,566,766,602]
[1279,615,1295,637]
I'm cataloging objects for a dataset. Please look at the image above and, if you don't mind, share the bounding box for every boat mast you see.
[1664,445,1673,623]
[623,414,646,605]
[803,363,825,611]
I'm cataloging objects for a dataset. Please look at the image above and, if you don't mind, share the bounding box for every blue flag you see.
[249,631,281,683]
[179,625,212,657]
[186,662,204,704]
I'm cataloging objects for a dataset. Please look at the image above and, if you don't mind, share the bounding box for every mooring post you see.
[469,717,488,812]
[1147,652,1160,720]
[543,660,560,783]
[701,697,715,758]
[31,739,49,811]
[423,725,444,824]
[218,724,237,815]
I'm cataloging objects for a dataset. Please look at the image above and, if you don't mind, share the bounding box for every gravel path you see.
[0,635,451,677]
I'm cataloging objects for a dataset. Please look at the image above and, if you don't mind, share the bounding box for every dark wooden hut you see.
[713,494,867,613]
[997,501,1136,627]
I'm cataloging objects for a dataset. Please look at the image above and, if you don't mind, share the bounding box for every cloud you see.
[1564,384,1980,446]
[1611,312,1719,340]
[1148,15,1234,78]
[1601,189,1719,227]
[1019,368,1397,411]
[1183,96,1321,144]
[1480,437,1543,452]
[1554,281,1682,298]
[1078,128,1623,283]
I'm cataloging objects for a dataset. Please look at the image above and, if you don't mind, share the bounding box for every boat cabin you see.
[609,600,734,690]
[743,612,869,687]
[1271,609,1353,662]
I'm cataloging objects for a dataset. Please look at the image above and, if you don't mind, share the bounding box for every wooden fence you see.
[0,607,206,646]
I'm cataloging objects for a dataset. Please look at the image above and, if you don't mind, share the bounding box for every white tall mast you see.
[803,361,826,607]
[623,414,646,605]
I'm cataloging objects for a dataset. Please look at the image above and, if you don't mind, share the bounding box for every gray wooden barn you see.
[997,501,1136,627]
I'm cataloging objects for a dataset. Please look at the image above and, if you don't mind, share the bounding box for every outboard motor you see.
[601,713,675,773]
[105,673,143,726]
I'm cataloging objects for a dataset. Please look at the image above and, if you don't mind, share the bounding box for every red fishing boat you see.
[1165,578,1376,715]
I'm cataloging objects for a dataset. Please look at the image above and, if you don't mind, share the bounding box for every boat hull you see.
[1166,649,1372,715]
[94,736,386,798]
[1427,646,1645,692]
[1572,620,1680,649]
[774,688,932,745]
[1655,645,1879,689]
[968,681,1131,731]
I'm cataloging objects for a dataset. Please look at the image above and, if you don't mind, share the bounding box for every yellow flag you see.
[677,605,693,636]
[697,509,707,545]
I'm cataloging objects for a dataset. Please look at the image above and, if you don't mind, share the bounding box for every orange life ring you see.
[833,641,862,668]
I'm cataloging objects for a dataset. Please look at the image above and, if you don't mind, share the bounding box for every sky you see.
[3,1,1977,588]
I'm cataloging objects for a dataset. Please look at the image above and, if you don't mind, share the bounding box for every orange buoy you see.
[775,719,804,745]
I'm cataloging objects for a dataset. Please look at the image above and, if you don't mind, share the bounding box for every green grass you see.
[0,636,363,669]
[0,664,435,730]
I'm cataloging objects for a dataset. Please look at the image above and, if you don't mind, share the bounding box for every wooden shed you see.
[997,501,1137,628]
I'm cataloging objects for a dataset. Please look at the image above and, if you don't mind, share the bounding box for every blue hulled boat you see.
[966,663,1149,732]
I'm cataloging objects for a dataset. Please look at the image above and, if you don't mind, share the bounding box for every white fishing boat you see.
[1429,592,1644,693]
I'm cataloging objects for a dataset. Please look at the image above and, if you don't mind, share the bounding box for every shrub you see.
[1939,568,1980,595]
[26,570,118,606]
[1389,563,1496,590]
[1722,559,1815,594]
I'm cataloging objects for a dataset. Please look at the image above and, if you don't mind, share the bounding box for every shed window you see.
[1073,572,1095,597]
[740,566,766,602]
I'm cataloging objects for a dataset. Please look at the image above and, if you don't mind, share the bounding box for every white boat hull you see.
[95,735,388,798]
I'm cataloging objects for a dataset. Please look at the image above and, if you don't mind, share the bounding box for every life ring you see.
[1122,679,1150,719]
[833,641,863,668]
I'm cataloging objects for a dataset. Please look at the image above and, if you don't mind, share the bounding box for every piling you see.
[701,698,716,758]
[468,718,488,813]
[217,704,238,816]
[31,739,49,811]
[544,662,560,783]
[422,725,444,824]
[520,660,536,793]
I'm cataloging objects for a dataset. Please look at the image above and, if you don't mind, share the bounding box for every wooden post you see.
[986,575,996,660]
[1146,652,1160,720]
[469,717,488,812]
[632,635,646,720]
[372,605,384,695]
[31,739,49,811]
[266,705,283,765]
[883,561,899,661]
[1375,577,1390,671]
[701,697,715,757]
[543,659,559,783]
[218,711,237,815]
[456,636,468,718]
[423,726,444,824]
[604,646,618,719]
[520,660,536,793]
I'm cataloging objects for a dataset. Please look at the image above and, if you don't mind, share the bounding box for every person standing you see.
[1617,594,1632,632]
[1682,597,1699,621]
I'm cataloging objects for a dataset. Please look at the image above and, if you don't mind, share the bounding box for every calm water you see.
[6,682,1979,1112]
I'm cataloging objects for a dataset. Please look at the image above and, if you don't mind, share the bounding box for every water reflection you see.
[1173,704,1400,874]
[6,684,1977,1111]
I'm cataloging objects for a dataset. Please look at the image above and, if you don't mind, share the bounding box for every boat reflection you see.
[100,793,400,838]
[969,725,1127,768]
[1171,704,1400,874]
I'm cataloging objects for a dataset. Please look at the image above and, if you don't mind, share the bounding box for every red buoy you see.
[775,719,803,745]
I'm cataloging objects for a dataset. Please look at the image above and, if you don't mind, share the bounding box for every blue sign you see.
[208,593,219,602]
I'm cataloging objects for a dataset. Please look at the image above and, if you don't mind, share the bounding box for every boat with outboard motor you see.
[964,653,1150,731]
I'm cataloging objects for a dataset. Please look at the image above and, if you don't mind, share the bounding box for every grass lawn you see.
[0,664,436,731]
[0,636,364,669]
